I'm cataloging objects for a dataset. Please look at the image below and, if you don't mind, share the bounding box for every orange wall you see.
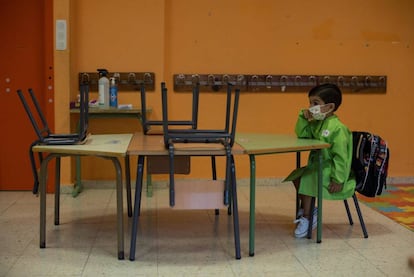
[55,0,414,183]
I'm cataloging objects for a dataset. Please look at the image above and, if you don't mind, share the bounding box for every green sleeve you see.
[295,110,312,138]
[329,126,352,184]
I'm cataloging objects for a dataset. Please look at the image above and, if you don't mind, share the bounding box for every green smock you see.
[285,110,355,200]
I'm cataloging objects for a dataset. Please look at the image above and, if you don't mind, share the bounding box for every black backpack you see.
[351,131,390,197]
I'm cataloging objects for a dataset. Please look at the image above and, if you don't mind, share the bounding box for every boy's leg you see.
[300,194,312,219]
[293,179,300,191]
[293,179,302,217]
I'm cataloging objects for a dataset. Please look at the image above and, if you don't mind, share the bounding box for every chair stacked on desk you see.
[129,82,241,260]
[139,82,223,214]
[17,85,133,216]
[17,84,89,194]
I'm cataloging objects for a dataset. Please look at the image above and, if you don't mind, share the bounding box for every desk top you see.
[32,134,133,157]
[70,107,147,114]
[127,133,244,156]
[236,133,330,155]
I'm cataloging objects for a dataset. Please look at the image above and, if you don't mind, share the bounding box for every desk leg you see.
[130,155,145,261]
[317,150,323,243]
[146,172,153,197]
[231,156,241,259]
[125,155,132,217]
[54,157,61,225]
[72,156,83,197]
[105,157,124,260]
[249,154,256,257]
[39,154,58,249]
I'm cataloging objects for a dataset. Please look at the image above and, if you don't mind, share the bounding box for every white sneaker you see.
[293,208,318,238]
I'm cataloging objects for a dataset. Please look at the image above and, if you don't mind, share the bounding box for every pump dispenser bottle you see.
[97,69,109,108]
[109,77,118,108]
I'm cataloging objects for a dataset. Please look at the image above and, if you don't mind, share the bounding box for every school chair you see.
[138,82,221,207]
[295,152,368,239]
[129,82,241,260]
[17,85,89,194]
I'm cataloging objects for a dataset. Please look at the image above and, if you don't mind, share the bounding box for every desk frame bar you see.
[72,111,142,198]
[39,153,125,260]
[248,149,323,256]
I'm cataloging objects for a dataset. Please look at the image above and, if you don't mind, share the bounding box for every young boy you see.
[285,83,356,238]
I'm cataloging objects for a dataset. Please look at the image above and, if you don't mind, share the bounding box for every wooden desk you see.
[235,133,330,256]
[32,134,133,260]
[127,133,244,261]
[70,107,146,197]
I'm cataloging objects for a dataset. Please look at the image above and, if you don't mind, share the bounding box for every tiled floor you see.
[1,182,414,276]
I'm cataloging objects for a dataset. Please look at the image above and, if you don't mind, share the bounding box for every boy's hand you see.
[303,109,313,121]
[328,181,342,193]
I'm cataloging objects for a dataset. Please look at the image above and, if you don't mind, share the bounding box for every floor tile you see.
[2,182,414,276]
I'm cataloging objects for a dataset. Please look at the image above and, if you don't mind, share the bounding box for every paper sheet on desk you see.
[283,166,307,182]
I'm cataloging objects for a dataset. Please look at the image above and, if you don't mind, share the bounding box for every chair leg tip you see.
[118,252,124,260]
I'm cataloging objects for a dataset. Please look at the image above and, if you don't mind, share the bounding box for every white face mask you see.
[309,104,330,121]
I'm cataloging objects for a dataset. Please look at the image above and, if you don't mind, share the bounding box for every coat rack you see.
[78,72,155,91]
[173,74,387,93]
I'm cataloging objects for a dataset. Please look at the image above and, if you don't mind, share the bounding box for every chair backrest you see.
[140,82,199,135]
[77,84,89,140]
[17,88,52,140]
[161,82,240,148]
[17,84,89,142]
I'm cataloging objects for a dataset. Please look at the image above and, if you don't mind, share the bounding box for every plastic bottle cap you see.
[97,68,108,76]
[110,77,115,85]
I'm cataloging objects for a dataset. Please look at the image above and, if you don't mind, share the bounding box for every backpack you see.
[351,131,390,197]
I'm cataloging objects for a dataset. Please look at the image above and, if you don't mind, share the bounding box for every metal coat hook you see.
[176,74,185,85]
[222,74,230,85]
[143,72,153,84]
[351,76,359,90]
[81,73,89,84]
[191,74,200,86]
[113,72,121,83]
[208,74,214,84]
[251,75,259,91]
[237,74,245,85]
[266,75,273,89]
[309,76,317,86]
[280,75,288,92]
[128,72,137,84]
[364,76,371,87]
[337,76,345,86]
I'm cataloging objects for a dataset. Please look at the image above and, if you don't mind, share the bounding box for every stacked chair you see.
[17,85,132,216]
[129,82,241,260]
[17,85,89,194]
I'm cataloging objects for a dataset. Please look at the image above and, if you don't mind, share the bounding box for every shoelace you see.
[293,217,307,225]
[294,208,318,223]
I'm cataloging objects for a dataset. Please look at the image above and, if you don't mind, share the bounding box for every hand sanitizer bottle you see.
[109,77,118,108]
[97,69,109,108]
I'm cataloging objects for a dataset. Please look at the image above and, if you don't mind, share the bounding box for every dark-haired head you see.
[308,83,342,111]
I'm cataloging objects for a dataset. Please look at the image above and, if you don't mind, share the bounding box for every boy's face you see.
[308,95,335,114]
